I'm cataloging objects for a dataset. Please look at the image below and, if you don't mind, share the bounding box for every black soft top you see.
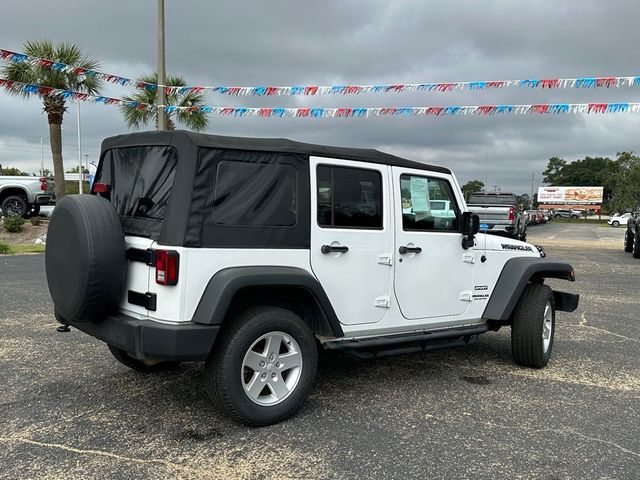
[101,130,451,174]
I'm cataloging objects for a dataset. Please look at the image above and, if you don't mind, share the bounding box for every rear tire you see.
[1,195,28,217]
[511,284,555,368]
[205,306,317,426]
[108,345,180,373]
[612,221,620,228]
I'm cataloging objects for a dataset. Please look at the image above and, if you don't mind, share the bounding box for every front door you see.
[392,167,473,320]
[310,158,393,325]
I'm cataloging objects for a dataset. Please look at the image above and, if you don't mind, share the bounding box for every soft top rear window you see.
[94,146,177,221]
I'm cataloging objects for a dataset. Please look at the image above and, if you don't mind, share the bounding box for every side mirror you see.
[462,212,480,236]
[461,212,480,250]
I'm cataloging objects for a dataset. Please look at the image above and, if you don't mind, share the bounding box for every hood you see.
[474,233,541,256]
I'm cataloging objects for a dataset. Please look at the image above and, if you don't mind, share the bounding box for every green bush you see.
[0,242,10,255]
[3,215,25,233]
[65,180,91,195]
[30,216,42,226]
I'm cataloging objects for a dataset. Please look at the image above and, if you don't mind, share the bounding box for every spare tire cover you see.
[46,195,126,322]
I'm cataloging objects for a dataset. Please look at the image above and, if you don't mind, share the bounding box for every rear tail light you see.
[93,183,110,193]
[154,250,179,286]
[508,207,515,222]
[40,177,47,191]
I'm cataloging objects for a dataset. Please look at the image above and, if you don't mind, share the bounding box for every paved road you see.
[1,224,638,479]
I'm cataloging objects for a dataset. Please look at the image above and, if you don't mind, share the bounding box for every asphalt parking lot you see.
[0,222,638,479]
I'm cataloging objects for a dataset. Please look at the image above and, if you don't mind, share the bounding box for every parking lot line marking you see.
[575,312,640,344]
[0,436,198,474]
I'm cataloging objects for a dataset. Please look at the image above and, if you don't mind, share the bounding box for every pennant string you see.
[2,48,640,97]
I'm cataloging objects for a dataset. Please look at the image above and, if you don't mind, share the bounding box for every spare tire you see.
[46,195,126,322]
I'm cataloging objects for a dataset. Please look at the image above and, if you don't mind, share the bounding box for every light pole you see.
[40,134,49,177]
[76,100,83,194]
[157,0,168,130]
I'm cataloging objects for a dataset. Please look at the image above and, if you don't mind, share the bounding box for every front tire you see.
[633,234,640,259]
[612,221,620,228]
[624,230,633,252]
[205,306,318,426]
[511,284,555,368]
[108,345,180,373]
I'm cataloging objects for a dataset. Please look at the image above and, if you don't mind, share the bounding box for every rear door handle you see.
[399,245,422,254]
[321,245,349,254]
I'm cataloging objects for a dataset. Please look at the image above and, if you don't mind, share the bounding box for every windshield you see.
[94,146,177,220]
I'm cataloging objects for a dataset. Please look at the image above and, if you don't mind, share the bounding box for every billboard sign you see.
[537,186,603,204]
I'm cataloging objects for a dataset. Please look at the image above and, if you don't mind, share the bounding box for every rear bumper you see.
[35,194,53,205]
[65,313,219,361]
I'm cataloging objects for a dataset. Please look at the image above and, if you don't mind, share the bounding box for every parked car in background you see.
[525,210,539,225]
[538,211,548,223]
[608,212,631,228]
[553,208,582,219]
[467,192,527,240]
[0,175,54,217]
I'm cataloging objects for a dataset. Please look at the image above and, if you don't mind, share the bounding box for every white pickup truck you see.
[0,175,55,217]
[467,192,527,241]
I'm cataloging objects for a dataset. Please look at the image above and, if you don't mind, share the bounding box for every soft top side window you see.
[213,160,297,227]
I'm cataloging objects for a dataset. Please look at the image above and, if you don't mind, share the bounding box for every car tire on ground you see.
[511,283,555,369]
[571,215,579,219]
[632,234,640,259]
[624,230,633,252]
[205,306,318,426]
[612,221,620,228]
[107,345,181,373]
[1,195,28,217]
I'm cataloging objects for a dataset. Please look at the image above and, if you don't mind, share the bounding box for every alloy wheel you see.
[241,331,303,406]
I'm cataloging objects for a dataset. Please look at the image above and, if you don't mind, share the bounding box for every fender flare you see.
[0,185,30,201]
[190,266,344,337]
[483,257,576,321]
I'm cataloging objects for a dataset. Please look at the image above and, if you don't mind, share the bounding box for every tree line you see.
[461,152,640,213]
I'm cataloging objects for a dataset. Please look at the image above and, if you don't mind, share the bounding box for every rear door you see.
[121,236,154,316]
[393,167,473,320]
[310,158,393,326]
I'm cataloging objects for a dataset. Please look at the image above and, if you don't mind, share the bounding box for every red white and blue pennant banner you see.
[2,48,640,96]
[2,78,640,117]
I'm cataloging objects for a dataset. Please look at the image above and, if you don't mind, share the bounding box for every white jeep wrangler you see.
[45,131,579,426]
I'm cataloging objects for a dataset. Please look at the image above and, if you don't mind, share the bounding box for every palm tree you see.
[120,73,209,131]
[1,40,101,200]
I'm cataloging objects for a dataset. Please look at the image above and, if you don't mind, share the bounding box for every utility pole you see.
[530,173,535,208]
[157,0,168,130]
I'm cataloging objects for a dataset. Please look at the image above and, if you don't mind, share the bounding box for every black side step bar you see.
[324,324,489,358]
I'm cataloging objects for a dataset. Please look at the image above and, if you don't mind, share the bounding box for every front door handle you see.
[399,245,422,254]
[321,244,349,254]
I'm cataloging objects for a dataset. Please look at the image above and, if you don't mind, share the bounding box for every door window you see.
[400,174,459,231]
[317,165,382,229]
